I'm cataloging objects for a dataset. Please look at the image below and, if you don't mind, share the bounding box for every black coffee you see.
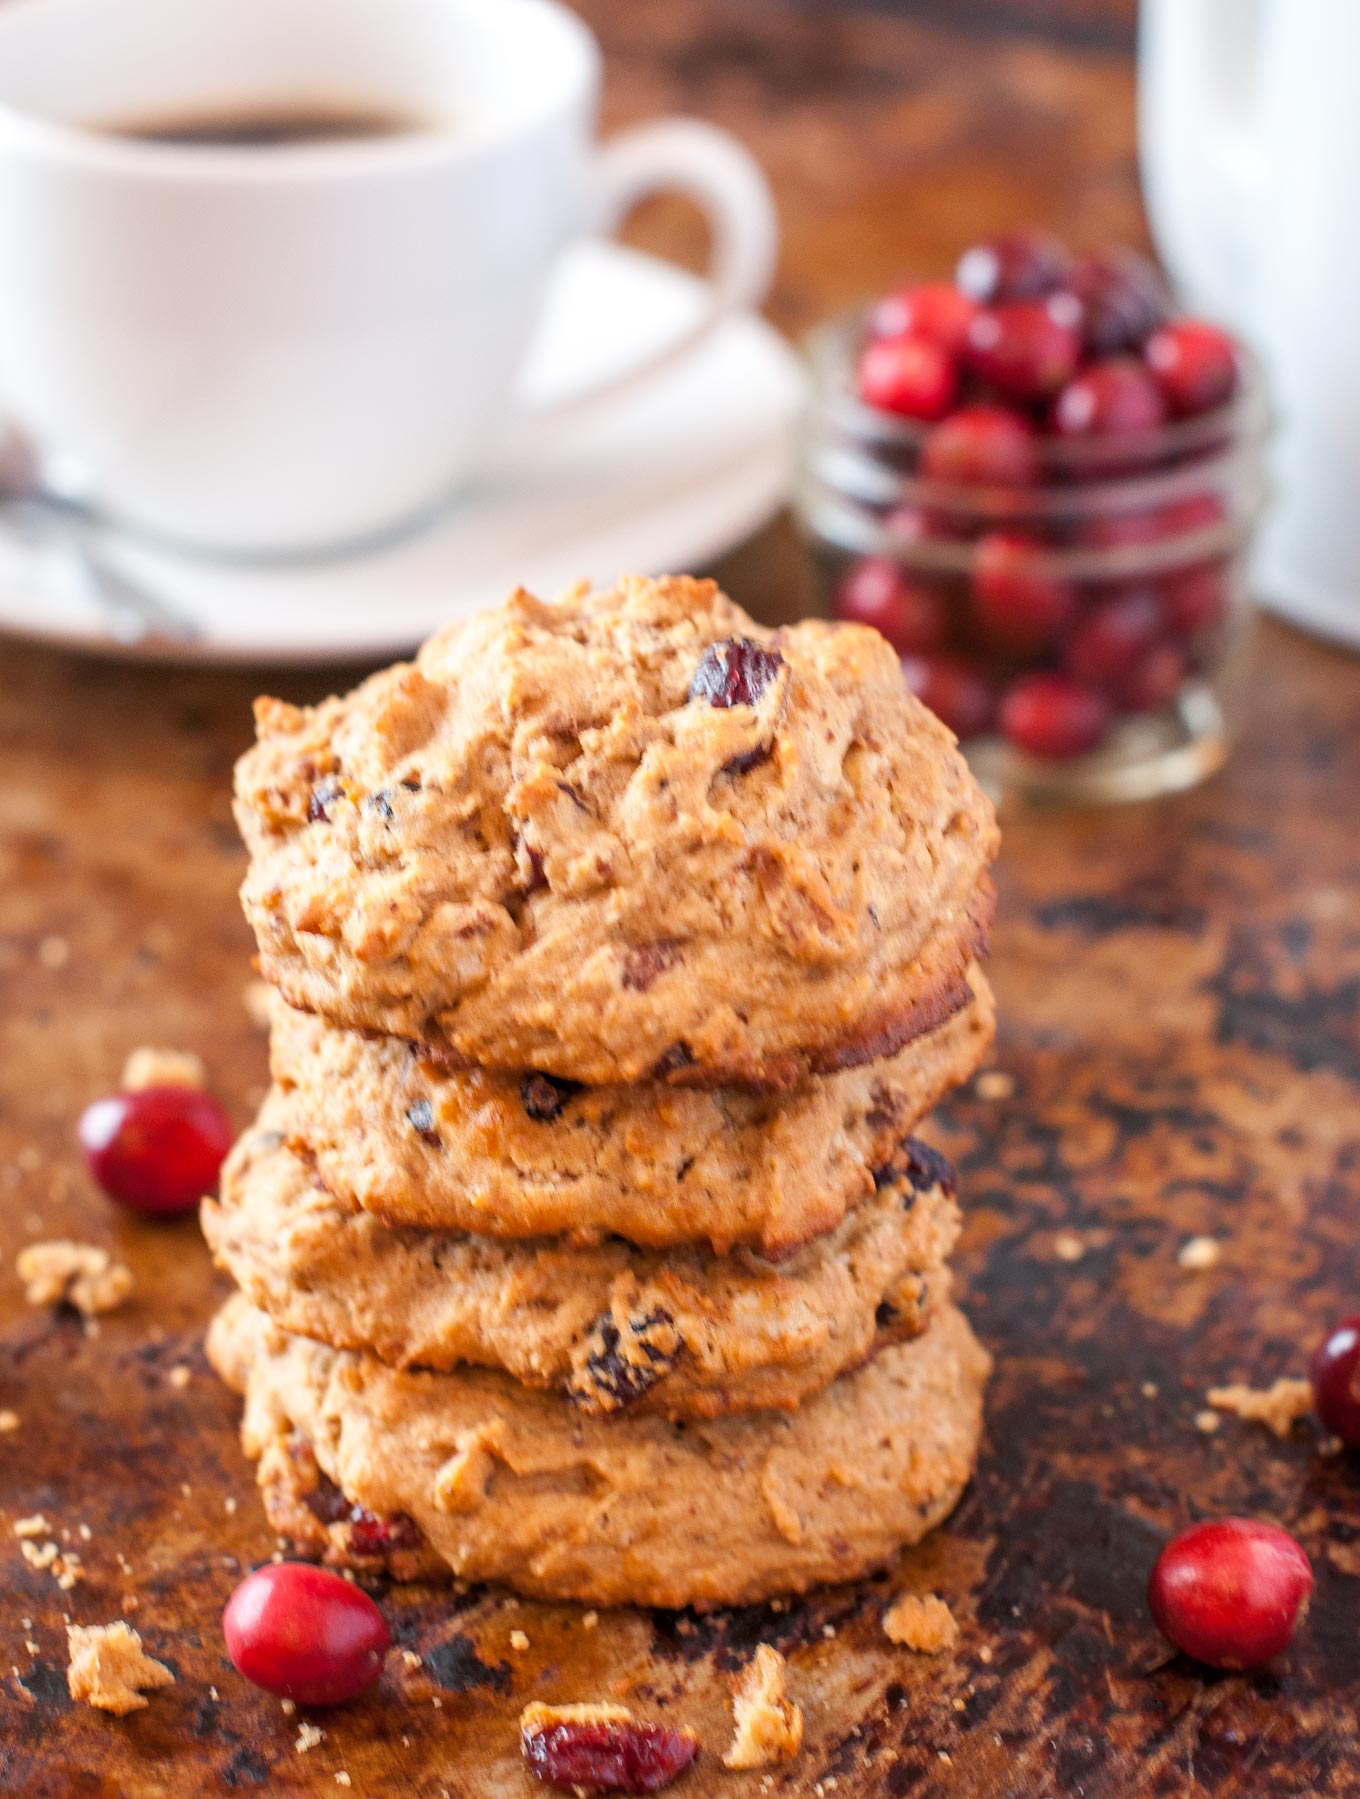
[104,101,428,148]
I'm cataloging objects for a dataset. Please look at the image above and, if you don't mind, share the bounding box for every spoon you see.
[0,429,202,646]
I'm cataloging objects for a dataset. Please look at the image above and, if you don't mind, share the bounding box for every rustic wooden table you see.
[3,4,1359,1795]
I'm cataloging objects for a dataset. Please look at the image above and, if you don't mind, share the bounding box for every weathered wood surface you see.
[3,4,1360,1795]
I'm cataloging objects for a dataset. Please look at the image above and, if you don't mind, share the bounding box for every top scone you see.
[236,576,998,1088]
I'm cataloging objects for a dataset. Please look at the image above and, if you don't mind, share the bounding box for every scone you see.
[208,1295,990,1609]
[202,1109,961,1419]
[235,576,999,1088]
[265,968,995,1252]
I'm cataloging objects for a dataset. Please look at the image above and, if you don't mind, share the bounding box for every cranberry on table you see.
[1000,672,1110,759]
[1064,586,1165,689]
[1146,319,1240,416]
[833,557,948,654]
[955,229,1071,304]
[856,332,958,421]
[1051,356,1169,439]
[920,405,1042,488]
[1064,248,1172,355]
[1310,1316,1360,1447]
[78,1085,233,1217]
[973,531,1077,653]
[1149,1519,1313,1670]
[223,1562,390,1706]
[900,653,995,741]
[963,294,1083,402]
[871,280,977,355]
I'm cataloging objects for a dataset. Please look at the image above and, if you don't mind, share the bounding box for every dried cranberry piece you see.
[345,1509,421,1559]
[522,1712,699,1794]
[572,1310,680,1412]
[307,774,344,822]
[405,1098,439,1144]
[900,1137,957,1195]
[688,638,783,709]
[521,1072,581,1122]
[621,942,682,993]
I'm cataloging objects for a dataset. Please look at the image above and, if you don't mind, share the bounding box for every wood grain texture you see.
[3,5,1360,1796]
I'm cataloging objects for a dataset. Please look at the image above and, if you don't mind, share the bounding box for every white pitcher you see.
[1140,0,1360,648]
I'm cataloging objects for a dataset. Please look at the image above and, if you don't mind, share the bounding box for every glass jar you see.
[794,310,1270,804]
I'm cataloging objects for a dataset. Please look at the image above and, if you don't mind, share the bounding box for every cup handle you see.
[516,118,778,427]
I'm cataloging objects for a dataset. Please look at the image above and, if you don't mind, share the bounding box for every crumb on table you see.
[17,1241,133,1317]
[1207,1377,1312,1438]
[883,1593,960,1654]
[66,1622,174,1714]
[723,1644,804,1770]
[1177,1236,1221,1271]
[120,1046,206,1092]
[295,1721,325,1754]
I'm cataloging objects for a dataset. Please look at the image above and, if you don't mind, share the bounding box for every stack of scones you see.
[205,575,1000,1610]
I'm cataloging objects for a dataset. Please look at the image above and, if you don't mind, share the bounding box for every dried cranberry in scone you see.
[687,638,784,709]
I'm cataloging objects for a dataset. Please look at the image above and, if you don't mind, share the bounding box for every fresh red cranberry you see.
[688,639,783,708]
[78,1086,233,1217]
[1162,563,1230,638]
[920,405,1041,488]
[1149,1519,1313,1670]
[833,557,949,654]
[522,1711,699,1794]
[1064,587,1165,688]
[223,1563,390,1706]
[900,653,995,741]
[1076,490,1225,554]
[955,230,1071,304]
[1064,248,1172,355]
[857,332,958,421]
[1146,319,1240,417]
[973,531,1077,652]
[1051,356,1168,439]
[964,294,1083,401]
[1119,641,1187,712]
[871,280,978,355]
[1000,672,1110,759]
[1160,491,1227,538]
[1310,1317,1360,1447]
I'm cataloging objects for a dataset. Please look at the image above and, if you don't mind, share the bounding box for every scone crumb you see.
[722,1644,803,1770]
[17,1241,133,1317]
[581,1611,599,1629]
[509,1629,530,1653]
[280,1698,296,1716]
[400,1649,423,1670]
[977,1645,994,1665]
[335,1774,351,1788]
[521,1702,633,1731]
[37,935,69,971]
[975,1069,1014,1101]
[14,1514,51,1539]
[1052,1232,1085,1263]
[883,1593,960,1654]
[120,1047,206,1092]
[295,1722,325,1753]
[1207,1378,1312,1438]
[0,1410,19,1432]
[66,1622,174,1714]
[167,1365,192,1390]
[1178,1236,1221,1271]
[1195,1409,1221,1434]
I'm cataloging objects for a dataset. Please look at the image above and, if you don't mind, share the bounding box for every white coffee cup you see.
[1140,0,1360,648]
[0,0,777,556]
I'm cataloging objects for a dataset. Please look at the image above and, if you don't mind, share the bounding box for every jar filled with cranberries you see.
[795,230,1269,802]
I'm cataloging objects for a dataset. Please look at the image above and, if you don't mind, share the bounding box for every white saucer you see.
[0,241,806,665]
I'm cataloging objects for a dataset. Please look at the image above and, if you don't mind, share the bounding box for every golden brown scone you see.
[235,576,998,1089]
[207,1296,990,1609]
[265,968,994,1253]
[202,1108,960,1420]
